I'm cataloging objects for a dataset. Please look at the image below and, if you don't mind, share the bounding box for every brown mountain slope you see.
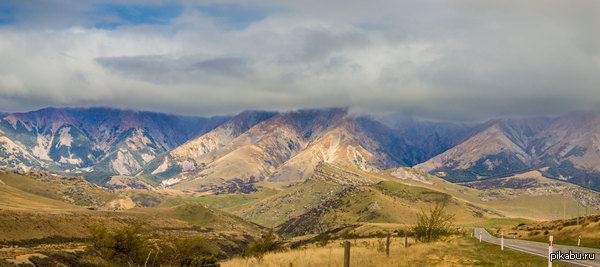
[164,109,351,191]
[415,112,600,190]
[415,123,534,181]
[158,111,277,173]
[270,122,387,182]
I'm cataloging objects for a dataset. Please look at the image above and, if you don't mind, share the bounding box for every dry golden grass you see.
[222,236,559,267]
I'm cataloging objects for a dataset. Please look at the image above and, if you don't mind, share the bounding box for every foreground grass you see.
[222,236,564,266]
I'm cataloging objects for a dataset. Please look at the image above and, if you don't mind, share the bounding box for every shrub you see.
[244,231,283,260]
[188,255,220,267]
[412,202,455,242]
[87,223,218,267]
[87,223,149,266]
[529,230,540,236]
[172,237,213,267]
[315,233,332,247]
[341,230,359,239]
[373,231,385,238]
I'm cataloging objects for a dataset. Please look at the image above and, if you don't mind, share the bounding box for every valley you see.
[2,107,600,266]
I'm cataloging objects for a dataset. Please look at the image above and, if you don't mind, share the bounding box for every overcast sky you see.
[0,0,598,120]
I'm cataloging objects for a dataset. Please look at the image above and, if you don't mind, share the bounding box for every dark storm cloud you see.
[0,0,599,119]
[96,55,252,83]
[193,57,251,77]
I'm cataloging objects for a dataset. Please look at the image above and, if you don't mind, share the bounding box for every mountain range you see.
[2,107,600,191]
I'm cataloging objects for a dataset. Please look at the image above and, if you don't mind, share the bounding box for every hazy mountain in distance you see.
[415,116,556,181]
[360,115,475,166]
[532,112,600,188]
[416,112,600,190]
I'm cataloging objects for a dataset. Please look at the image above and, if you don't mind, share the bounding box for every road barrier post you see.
[479,231,482,243]
[578,235,581,247]
[548,235,553,267]
[344,241,350,267]
[501,232,504,251]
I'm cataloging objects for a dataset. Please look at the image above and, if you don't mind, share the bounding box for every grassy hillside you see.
[0,182,78,210]
[0,169,269,266]
[380,168,600,221]
[0,207,262,266]
[128,203,266,234]
[0,170,129,208]
[276,179,491,237]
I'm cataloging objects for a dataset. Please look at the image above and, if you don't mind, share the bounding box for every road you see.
[473,228,600,267]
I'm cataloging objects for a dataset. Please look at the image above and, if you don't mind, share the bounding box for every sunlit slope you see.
[459,171,600,220]
[209,164,600,237]
[221,164,493,236]
[383,168,600,220]
[0,181,78,210]
[0,170,133,209]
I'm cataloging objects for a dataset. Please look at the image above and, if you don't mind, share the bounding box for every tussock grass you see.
[222,236,560,267]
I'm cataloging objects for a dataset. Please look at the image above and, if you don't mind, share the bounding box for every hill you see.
[0,169,132,209]
[416,112,600,190]
[173,163,600,238]
[0,171,268,266]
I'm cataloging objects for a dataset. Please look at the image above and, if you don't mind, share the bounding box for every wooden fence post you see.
[344,241,350,267]
[404,231,408,248]
[386,233,390,256]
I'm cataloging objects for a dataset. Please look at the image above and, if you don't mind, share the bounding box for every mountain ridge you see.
[3,107,600,191]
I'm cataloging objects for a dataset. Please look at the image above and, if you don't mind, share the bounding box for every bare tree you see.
[413,202,455,242]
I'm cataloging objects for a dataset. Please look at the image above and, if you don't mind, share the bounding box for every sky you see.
[0,0,598,120]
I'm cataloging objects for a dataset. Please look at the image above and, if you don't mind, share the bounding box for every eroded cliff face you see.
[0,107,228,178]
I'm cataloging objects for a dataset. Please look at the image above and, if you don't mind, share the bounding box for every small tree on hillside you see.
[413,202,455,242]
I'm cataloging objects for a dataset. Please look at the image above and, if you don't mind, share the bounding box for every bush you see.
[87,223,218,266]
[396,229,406,237]
[341,230,359,239]
[529,230,540,236]
[244,231,283,260]
[315,233,332,247]
[87,223,149,265]
[188,255,220,267]
[373,231,385,238]
[412,202,455,242]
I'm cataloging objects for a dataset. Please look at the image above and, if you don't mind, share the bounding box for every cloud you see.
[0,0,599,120]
